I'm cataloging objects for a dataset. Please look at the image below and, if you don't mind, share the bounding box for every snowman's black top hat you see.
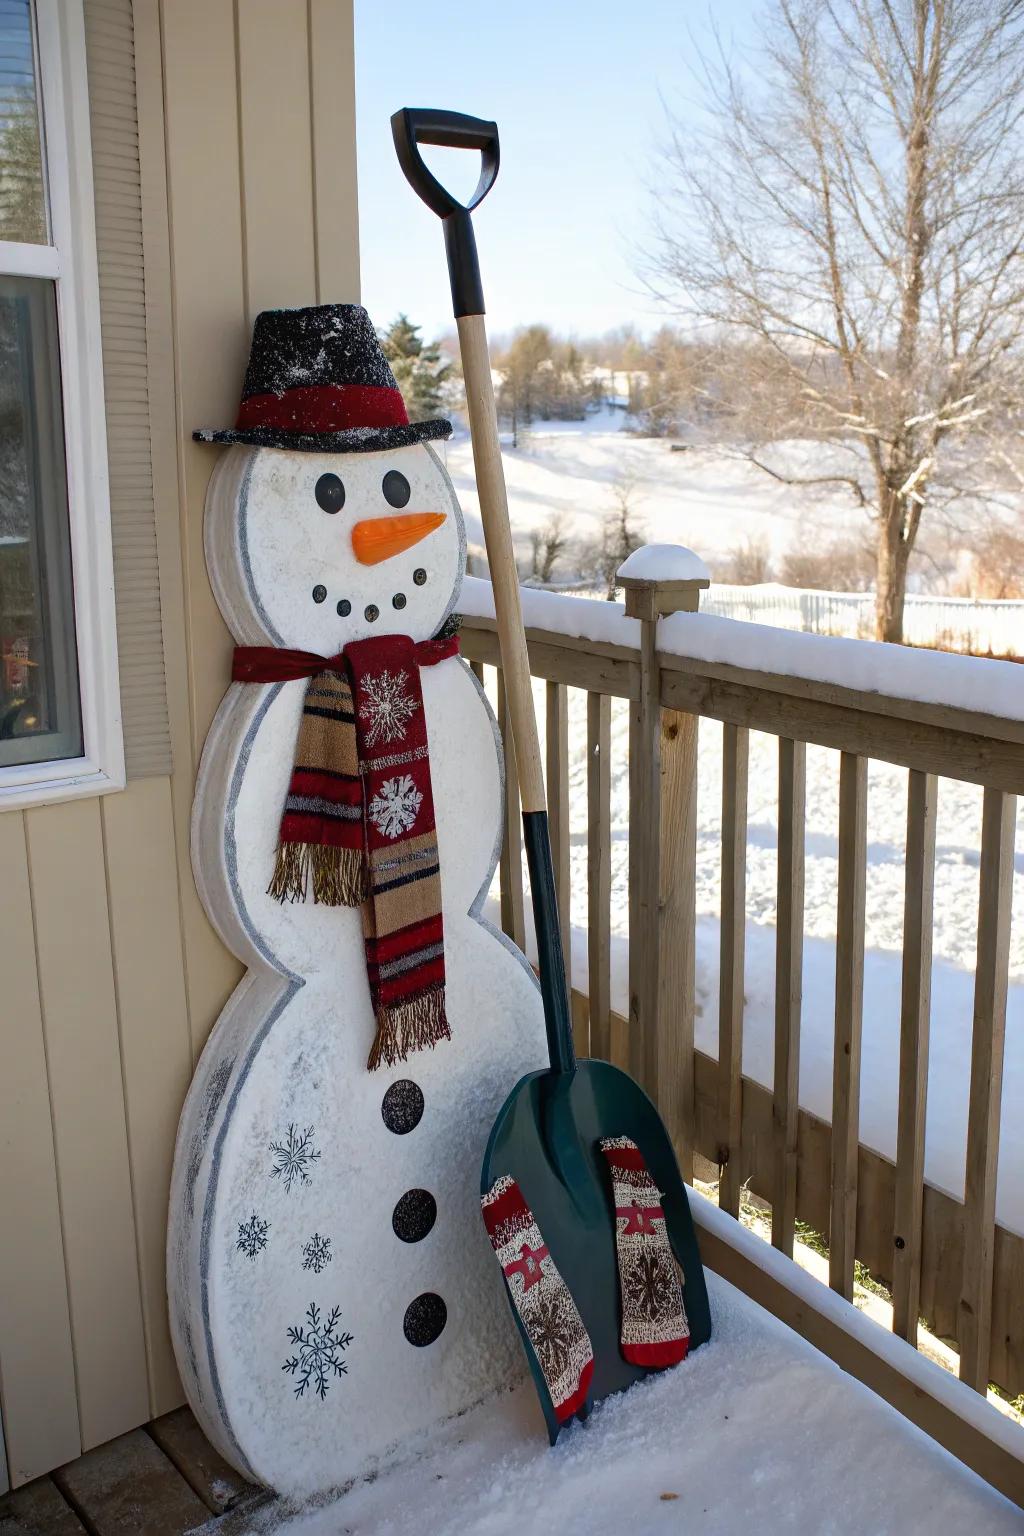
[193,303,451,453]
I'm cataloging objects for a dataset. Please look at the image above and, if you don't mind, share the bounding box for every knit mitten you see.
[482,1175,594,1422]
[600,1136,690,1367]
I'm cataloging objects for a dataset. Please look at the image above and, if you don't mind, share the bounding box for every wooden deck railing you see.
[458,556,1024,1410]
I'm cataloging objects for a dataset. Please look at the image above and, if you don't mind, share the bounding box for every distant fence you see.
[703,584,1024,658]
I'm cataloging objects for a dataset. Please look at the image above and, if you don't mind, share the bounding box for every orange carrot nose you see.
[351,512,446,565]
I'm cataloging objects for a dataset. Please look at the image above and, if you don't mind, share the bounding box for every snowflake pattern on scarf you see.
[369,774,423,839]
[358,668,419,747]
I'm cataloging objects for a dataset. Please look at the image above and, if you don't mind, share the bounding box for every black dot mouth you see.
[312,584,327,604]
[337,598,351,617]
[413,568,427,586]
[364,603,379,623]
[392,592,407,610]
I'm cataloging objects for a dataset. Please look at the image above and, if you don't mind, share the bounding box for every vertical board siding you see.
[159,0,248,773]
[236,0,317,318]
[307,0,360,300]
[101,779,192,1417]
[24,798,149,1449]
[0,813,80,1485]
[84,0,171,778]
[0,0,361,1485]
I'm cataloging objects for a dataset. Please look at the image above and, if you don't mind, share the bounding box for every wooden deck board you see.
[0,1477,88,1534]
[147,1408,252,1515]
[53,1428,210,1535]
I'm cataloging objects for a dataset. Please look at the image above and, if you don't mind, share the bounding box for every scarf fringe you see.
[268,842,368,906]
[366,989,451,1072]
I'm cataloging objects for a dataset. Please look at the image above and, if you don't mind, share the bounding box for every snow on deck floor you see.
[233,1274,1020,1536]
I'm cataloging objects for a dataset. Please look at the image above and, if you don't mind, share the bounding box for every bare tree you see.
[962,519,1024,598]
[781,535,876,590]
[646,1,1024,640]
[528,511,569,585]
[720,535,775,584]
[597,474,646,598]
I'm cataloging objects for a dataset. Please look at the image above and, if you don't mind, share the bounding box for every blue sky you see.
[355,1,751,342]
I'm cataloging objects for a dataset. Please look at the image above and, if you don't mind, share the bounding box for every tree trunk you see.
[875,491,913,643]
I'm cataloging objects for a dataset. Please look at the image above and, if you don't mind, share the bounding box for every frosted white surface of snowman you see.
[167,305,547,1499]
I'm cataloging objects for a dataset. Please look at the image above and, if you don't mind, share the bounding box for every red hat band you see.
[235,382,411,436]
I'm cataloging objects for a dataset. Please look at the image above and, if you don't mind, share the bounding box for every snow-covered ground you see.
[224,1270,1021,1536]
[439,411,986,582]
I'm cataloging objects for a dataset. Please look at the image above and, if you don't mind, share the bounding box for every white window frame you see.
[0,0,123,811]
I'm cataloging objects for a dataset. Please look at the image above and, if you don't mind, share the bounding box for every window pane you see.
[0,0,45,245]
[0,274,81,766]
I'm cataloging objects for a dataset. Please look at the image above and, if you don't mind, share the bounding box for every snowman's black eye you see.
[382,470,411,509]
[315,473,345,514]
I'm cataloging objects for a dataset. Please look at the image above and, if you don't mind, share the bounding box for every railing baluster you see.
[587,690,611,1062]
[893,769,937,1342]
[546,680,571,999]
[469,658,485,687]
[658,708,699,1179]
[959,788,1016,1392]
[773,737,805,1254]
[628,599,660,1095]
[830,751,867,1299]
[620,566,707,1171]
[496,668,525,951]
[719,724,749,1217]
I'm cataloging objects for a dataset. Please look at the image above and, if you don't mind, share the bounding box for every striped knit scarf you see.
[232,633,458,1070]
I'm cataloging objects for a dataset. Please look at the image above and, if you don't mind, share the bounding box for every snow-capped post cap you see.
[617,544,711,621]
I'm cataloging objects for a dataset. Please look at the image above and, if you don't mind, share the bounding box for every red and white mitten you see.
[600,1136,690,1368]
[482,1175,594,1422]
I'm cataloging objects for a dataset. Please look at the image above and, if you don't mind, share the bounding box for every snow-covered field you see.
[449,415,1024,1237]
[439,411,963,580]
[227,1269,1022,1536]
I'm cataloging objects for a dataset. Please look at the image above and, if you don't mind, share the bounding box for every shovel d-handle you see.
[390,108,498,318]
[392,106,576,1078]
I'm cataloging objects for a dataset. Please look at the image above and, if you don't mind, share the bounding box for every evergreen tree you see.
[379,314,451,421]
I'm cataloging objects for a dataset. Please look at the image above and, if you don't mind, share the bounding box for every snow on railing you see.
[459,571,1024,725]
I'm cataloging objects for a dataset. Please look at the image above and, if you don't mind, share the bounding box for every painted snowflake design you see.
[302,1232,333,1274]
[282,1303,353,1400]
[236,1211,269,1260]
[629,1249,680,1322]
[268,1123,322,1193]
[529,1292,573,1379]
[358,668,419,747]
[369,774,423,840]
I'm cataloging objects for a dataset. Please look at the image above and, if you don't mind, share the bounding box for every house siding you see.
[0,0,360,1487]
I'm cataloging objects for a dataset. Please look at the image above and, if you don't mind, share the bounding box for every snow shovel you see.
[392,107,711,1440]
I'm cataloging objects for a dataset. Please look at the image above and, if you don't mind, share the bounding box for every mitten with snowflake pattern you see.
[600,1136,690,1368]
[481,1175,594,1422]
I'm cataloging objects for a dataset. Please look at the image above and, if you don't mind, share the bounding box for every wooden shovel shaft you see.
[457,313,546,814]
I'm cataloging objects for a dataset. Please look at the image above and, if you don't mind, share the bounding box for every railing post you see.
[619,547,709,1179]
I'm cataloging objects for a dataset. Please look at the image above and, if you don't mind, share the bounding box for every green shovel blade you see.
[481,1057,713,1444]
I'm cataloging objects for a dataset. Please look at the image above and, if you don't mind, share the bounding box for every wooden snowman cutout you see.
[168,305,547,1498]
